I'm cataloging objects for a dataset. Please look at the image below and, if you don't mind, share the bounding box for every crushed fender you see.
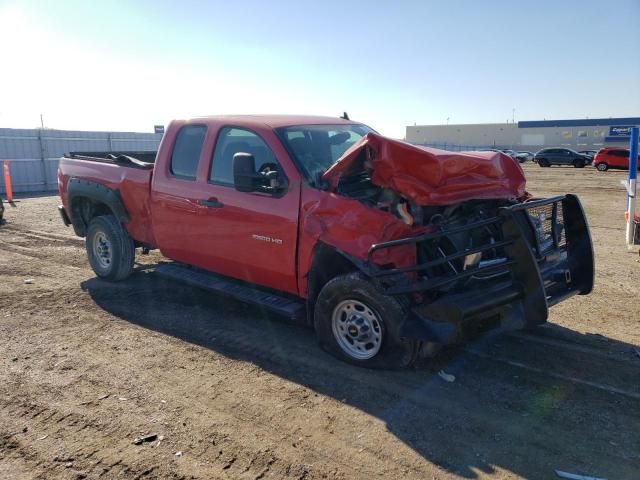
[301,191,420,267]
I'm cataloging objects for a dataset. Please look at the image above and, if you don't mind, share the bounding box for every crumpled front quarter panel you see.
[297,188,417,297]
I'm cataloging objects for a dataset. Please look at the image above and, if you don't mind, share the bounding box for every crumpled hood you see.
[322,132,527,205]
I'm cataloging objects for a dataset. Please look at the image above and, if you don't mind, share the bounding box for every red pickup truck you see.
[58,115,594,368]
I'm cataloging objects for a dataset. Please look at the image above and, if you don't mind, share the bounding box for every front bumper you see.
[365,195,594,344]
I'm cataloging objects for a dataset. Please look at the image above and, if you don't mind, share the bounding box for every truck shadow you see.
[81,270,640,480]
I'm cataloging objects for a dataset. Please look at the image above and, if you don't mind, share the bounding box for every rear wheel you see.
[313,272,419,369]
[86,215,135,281]
[538,159,550,167]
[595,162,608,171]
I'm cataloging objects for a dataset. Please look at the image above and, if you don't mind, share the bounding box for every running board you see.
[155,263,306,321]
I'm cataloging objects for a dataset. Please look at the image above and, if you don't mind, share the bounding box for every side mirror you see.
[233,152,257,192]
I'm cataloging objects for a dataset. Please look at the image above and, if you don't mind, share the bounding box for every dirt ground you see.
[0,163,638,480]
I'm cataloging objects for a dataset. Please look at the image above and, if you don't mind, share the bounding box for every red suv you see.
[593,148,640,171]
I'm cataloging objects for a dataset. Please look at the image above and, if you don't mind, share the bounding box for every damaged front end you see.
[365,195,594,344]
[311,133,594,345]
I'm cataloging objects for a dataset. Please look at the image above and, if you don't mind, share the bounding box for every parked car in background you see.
[534,148,590,168]
[593,148,640,171]
[499,149,518,159]
[578,150,598,160]
[478,148,519,160]
[516,151,534,163]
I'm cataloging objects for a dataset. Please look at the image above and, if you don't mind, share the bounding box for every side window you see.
[170,125,207,180]
[210,127,279,185]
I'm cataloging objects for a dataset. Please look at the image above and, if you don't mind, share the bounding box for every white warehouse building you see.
[406,117,640,152]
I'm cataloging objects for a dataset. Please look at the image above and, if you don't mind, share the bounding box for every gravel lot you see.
[1,163,639,480]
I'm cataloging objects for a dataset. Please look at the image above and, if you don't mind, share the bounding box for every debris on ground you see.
[23,279,34,284]
[438,370,456,382]
[132,434,158,445]
[555,469,607,480]
[75,393,110,406]
[175,451,183,457]
[38,435,48,440]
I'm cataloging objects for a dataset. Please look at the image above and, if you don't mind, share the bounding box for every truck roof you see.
[189,114,358,129]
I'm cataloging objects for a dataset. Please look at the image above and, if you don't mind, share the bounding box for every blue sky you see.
[1,0,639,137]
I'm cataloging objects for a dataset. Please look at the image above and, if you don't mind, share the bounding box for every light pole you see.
[625,127,639,250]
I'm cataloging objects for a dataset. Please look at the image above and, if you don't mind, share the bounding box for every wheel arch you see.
[305,242,368,325]
[67,178,129,237]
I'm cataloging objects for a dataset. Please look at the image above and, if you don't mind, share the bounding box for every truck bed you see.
[58,152,157,247]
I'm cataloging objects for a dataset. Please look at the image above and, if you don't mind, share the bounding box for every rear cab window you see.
[170,125,207,180]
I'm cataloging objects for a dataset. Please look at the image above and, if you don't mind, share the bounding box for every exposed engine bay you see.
[311,132,581,307]
[336,170,518,293]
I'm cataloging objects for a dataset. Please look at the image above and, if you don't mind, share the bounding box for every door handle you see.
[199,198,224,208]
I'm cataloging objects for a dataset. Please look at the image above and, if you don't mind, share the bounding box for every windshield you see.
[277,124,374,182]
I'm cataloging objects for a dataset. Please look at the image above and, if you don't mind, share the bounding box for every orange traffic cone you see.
[3,161,13,203]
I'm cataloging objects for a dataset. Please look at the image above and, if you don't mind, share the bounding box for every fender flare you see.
[67,177,129,236]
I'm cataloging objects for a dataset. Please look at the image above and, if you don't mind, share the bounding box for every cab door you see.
[150,123,215,267]
[192,126,300,295]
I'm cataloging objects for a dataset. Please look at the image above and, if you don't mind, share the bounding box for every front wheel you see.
[313,272,419,369]
[86,215,135,281]
[573,159,585,168]
[595,162,608,171]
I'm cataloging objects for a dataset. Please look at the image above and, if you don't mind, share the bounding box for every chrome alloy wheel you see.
[92,232,112,269]
[331,299,383,360]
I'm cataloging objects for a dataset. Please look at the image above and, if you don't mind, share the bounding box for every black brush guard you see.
[365,194,594,344]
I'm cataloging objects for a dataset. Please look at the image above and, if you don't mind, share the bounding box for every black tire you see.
[595,162,608,172]
[85,215,135,281]
[538,159,550,167]
[313,272,419,369]
[573,159,585,168]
